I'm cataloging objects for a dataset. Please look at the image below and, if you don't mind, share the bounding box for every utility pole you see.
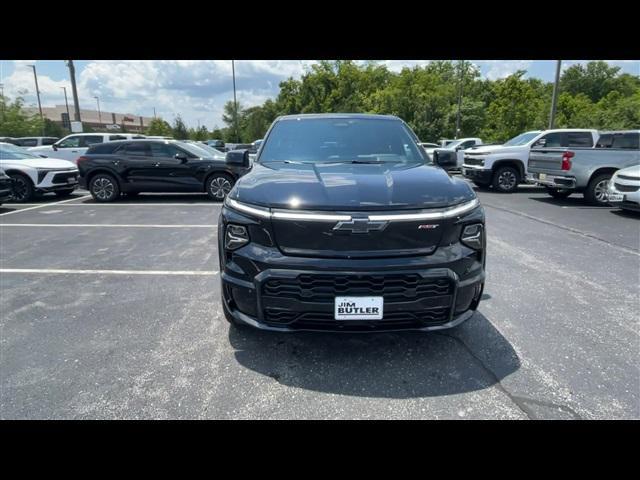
[455,60,465,139]
[61,87,71,131]
[548,60,562,129]
[94,96,102,126]
[27,64,44,135]
[232,60,239,142]
[153,107,157,118]
[66,60,82,122]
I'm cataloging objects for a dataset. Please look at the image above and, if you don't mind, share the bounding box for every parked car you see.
[608,164,640,212]
[431,138,484,171]
[0,142,79,202]
[12,137,59,147]
[28,133,146,163]
[462,129,599,193]
[0,137,18,145]
[77,139,250,202]
[420,142,440,158]
[528,130,639,205]
[0,168,15,205]
[206,139,226,152]
[218,113,485,332]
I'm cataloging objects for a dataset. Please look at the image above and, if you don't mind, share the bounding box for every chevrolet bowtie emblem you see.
[333,218,388,234]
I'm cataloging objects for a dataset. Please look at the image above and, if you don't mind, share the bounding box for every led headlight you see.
[225,224,249,250]
[461,223,483,250]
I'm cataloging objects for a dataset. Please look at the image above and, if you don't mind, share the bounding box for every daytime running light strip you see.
[226,198,479,222]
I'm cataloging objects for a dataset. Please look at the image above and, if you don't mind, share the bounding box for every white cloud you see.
[479,61,533,80]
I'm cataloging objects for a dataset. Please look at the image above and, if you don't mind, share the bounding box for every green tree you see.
[171,115,189,140]
[0,95,44,137]
[481,71,546,142]
[222,101,242,142]
[560,61,628,103]
[146,117,172,136]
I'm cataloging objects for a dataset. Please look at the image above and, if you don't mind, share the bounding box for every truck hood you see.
[27,145,56,152]
[0,158,77,169]
[465,144,526,154]
[231,161,475,211]
[616,164,640,179]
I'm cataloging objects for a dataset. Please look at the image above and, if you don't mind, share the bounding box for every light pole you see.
[66,60,82,122]
[27,64,44,135]
[61,87,71,131]
[232,60,239,142]
[0,83,4,122]
[94,96,102,127]
[549,60,562,129]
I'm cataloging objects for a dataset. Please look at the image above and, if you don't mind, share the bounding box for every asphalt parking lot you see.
[1,181,638,419]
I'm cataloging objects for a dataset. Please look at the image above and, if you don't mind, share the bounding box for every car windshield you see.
[0,143,42,160]
[177,142,225,159]
[259,118,427,164]
[191,143,226,159]
[504,131,540,146]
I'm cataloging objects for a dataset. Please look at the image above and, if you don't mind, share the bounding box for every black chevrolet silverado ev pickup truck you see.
[218,114,486,332]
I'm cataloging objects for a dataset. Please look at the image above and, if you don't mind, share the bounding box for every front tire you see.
[9,173,34,202]
[492,166,519,193]
[89,173,120,202]
[545,187,572,199]
[584,173,613,206]
[206,173,234,201]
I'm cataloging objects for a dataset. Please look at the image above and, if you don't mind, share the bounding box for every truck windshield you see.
[259,118,427,164]
[504,132,540,146]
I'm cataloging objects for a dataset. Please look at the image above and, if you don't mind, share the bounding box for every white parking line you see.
[0,195,92,216]
[0,268,219,276]
[0,224,217,228]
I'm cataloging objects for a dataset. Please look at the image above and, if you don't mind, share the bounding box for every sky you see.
[1,60,638,131]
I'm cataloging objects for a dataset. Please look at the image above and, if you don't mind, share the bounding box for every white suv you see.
[28,132,145,163]
[0,142,79,202]
[462,129,599,193]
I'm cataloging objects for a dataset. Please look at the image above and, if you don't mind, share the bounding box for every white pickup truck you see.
[461,129,599,193]
[28,132,145,163]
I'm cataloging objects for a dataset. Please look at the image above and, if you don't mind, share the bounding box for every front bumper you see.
[462,166,492,183]
[221,243,485,333]
[36,169,80,192]
[608,180,640,211]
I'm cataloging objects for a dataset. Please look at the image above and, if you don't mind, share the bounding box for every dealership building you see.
[23,105,154,133]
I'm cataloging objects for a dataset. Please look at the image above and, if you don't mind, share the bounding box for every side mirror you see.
[52,144,59,151]
[175,153,188,163]
[432,149,457,170]
[226,149,251,168]
[534,139,546,148]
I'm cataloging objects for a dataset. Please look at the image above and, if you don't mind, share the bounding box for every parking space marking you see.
[1,224,217,228]
[0,268,218,276]
[0,195,92,216]
[36,203,223,206]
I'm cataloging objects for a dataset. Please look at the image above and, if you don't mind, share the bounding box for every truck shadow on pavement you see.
[228,311,520,399]
[529,195,610,209]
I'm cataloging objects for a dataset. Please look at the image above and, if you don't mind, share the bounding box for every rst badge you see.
[418,224,439,229]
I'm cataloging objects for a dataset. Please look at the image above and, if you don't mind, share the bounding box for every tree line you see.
[2,61,638,143]
[214,60,640,144]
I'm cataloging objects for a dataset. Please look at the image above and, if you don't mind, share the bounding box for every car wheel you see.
[545,187,572,199]
[492,166,519,193]
[206,173,234,201]
[9,173,34,203]
[54,188,75,197]
[584,173,612,206]
[89,173,120,202]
